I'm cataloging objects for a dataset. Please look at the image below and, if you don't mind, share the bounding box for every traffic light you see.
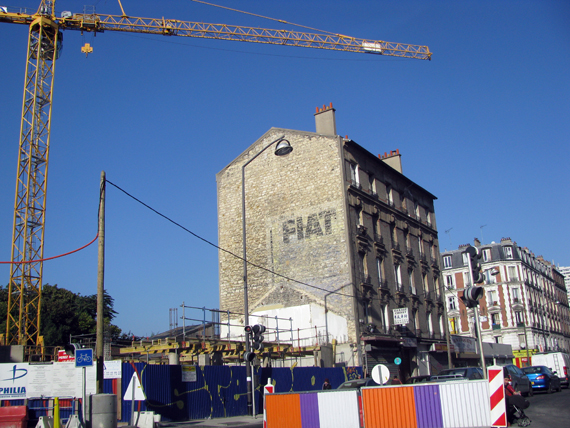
[462,245,484,307]
[461,285,484,308]
[252,324,266,351]
[465,245,484,284]
[243,351,256,362]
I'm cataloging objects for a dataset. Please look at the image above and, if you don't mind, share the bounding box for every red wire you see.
[0,233,98,264]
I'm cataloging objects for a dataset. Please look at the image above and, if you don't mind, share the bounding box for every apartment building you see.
[441,238,570,355]
[217,104,447,377]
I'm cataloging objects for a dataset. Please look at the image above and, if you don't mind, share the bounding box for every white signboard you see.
[0,363,28,399]
[182,365,197,382]
[104,361,122,379]
[450,335,477,353]
[392,307,409,325]
[0,362,95,399]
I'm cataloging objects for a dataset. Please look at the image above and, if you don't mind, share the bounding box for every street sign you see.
[371,364,390,385]
[124,372,146,401]
[75,349,93,368]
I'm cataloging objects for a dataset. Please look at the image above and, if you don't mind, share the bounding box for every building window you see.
[434,276,440,297]
[384,305,390,330]
[386,185,393,206]
[462,253,469,266]
[360,252,368,278]
[445,274,455,289]
[449,316,459,334]
[485,269,497,284]
[426,211,432,226]
[487,290,498,306]
[390,223,397,244]
[515,311,524,325]
[414,202,420,219]
[448,296,457,311]
[369,176,376,195]
[357,207,363,226]
[508,266,519,281]
[505,246,513,259]
[395,265,402,291]
[482,248,491,262]
[350,163,360,188]
[427,312,433,336]
[409,268,416,294]
[491,313,501,327]
[377,258,383,285]
[418,237,423,255]
[512,287,520,303]
[443,255,452,268]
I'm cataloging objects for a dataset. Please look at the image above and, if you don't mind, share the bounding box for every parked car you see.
[531,352,570,389]
[405,375,432,384]
[522,365,562,393]
[502,364,533,397]
[430,367,483,382]
[337,378,380,390]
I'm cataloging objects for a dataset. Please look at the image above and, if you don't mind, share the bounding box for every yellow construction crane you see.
[0,0,430,357]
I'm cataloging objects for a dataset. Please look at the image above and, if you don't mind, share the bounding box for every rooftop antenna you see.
[445,228,453,249]
[480,225,487,243]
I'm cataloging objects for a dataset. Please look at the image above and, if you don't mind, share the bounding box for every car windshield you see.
[522,367,544,374]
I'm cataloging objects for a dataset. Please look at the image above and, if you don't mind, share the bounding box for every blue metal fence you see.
[1,364,362,423]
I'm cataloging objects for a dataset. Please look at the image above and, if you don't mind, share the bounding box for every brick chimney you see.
[314,103,337,136]
[379,149,402,174]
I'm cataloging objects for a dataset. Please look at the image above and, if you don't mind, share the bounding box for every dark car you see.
[337,378,380,390]
[522,365,562,393]
[405,375,432,384]
[503,364,533,397]
[430,367,484,382]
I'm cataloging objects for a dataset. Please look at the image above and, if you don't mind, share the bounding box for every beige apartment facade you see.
[217,105,447,378]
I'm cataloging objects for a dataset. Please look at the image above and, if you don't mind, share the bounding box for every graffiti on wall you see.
[282,209,337,243]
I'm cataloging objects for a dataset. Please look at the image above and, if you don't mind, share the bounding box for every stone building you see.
[441,238,570,358]
[216,104,447,377]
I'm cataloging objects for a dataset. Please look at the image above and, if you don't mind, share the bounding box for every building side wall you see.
[217,130,356,341]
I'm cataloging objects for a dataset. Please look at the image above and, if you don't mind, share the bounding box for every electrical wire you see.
[105,179,444,306]
[0,234,99,264]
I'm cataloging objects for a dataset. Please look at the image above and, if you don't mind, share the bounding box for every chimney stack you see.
[378,149,402,174]
[314,103,337,136]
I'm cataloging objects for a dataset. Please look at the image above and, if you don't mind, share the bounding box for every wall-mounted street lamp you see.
[241,135,292,416]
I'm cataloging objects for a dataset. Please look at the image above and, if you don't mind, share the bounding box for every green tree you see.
[0,283,122,347]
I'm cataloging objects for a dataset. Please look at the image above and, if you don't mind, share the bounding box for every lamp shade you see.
[274,139,293,156]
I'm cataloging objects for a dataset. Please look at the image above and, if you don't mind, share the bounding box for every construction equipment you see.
[0,0,430,357]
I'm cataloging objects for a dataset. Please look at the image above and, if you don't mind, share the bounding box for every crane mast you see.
[1,1,430,357]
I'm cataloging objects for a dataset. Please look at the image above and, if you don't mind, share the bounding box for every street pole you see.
[441,284,453,369]
[241,136,292,416]
[96,171,105,393]
[466,252,486,378]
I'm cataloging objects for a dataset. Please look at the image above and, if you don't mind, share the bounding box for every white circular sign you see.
[371,364,391,385]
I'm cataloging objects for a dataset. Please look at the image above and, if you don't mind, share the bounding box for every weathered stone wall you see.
[217,129,356,341]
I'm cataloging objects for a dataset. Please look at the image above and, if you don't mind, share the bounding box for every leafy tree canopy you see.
[0,284,122,347]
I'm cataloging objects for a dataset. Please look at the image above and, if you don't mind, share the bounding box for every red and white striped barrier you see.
[488,366,507,427]
[263,378,274,428]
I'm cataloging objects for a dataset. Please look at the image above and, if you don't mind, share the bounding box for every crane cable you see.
[190,0,343,37]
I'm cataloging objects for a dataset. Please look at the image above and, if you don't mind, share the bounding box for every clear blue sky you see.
[1,1,569,337]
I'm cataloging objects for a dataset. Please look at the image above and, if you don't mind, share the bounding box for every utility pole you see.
[96,171,106,393]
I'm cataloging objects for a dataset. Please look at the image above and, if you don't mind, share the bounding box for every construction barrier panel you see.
[265,389,360,428]
[0,405,28,428]
[361,380,491,428]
